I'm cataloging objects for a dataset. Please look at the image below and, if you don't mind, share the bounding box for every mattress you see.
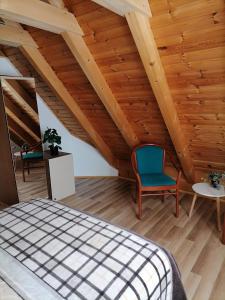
[0,199,186,300]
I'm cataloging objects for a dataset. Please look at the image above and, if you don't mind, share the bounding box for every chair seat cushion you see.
[22,152,43,160]
[140,173,176,187]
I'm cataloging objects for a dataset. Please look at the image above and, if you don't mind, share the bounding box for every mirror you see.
[0,77,48,201]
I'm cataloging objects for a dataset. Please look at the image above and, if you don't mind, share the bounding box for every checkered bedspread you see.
[0,199,184,300]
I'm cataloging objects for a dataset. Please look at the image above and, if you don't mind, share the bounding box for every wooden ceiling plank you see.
[92,0,151,17]
[1,79,39,124]
[7,116,36,145]
[0,0,83,35]
[125,11,194,181]
[5,106,40,141]
[20,45,117,167]
[62,31,139,148]
[4,95,40,137]
[9,129,24,147]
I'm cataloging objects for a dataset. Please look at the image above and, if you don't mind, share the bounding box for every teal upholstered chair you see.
[20,142,43,182]
[131,144,181,219]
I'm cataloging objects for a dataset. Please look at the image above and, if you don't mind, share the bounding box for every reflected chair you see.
[131,144,181,219]
[20,142,43,182]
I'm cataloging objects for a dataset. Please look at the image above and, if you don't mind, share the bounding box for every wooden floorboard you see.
[1,170,225,299]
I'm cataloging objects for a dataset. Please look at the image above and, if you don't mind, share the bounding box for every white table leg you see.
[216,197,222,231]
[189,193,197,218]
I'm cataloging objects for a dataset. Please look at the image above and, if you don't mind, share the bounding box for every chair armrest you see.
[131,153,142,187]
[134,172,142,187]
[165,151,182,185]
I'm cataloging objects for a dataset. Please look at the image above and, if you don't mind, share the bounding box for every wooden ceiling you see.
[1,78,41,145]
[0,0,224,179]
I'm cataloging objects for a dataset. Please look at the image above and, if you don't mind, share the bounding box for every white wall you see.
[37,96,118,177]
[0,57,21,77]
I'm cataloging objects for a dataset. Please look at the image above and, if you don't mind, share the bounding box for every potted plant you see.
[21,143,29,153]
[208,172,225,188]
[43,128,62,156]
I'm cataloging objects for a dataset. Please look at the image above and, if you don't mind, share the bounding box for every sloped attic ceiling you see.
[0,0,224,180]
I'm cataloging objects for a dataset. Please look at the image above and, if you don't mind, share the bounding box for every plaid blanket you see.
[0,199,186,300]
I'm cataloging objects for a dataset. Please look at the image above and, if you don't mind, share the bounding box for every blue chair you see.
[131,144,181,219]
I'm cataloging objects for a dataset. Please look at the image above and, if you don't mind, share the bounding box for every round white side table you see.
[189,182,225,231]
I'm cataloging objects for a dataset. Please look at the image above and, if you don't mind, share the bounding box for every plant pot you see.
[211,180,220,188]
[49,145,59,156]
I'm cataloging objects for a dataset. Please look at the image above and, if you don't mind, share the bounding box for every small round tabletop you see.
[192,182,225,198]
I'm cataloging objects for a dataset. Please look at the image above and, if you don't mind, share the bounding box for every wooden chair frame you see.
[131,143,181,219]
[20,141,43,182]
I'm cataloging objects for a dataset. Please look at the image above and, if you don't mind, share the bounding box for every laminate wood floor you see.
[1,170,225,300]
[16,167,48,202]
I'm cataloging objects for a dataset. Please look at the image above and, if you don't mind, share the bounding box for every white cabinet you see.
[45,152,75,201]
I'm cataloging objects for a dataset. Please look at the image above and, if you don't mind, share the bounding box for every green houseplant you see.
[208,172,225,188]
[43,128,62,156]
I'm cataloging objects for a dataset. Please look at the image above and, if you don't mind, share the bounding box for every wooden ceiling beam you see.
[7,116,36,145]
[1,79,39,124]
[0,22,38,48]
[9,129,24,147]
[5,79,37,111]
[47,0,65,9]
[92,0,151,17]
[6,107,40,142]
[0,0,83,35]
[125,11,194,181]
[4,95,40,138]
[62,32,139,148]
[4,95,40,142]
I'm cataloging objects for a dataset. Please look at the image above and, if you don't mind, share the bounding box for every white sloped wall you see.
[37,96,118,177]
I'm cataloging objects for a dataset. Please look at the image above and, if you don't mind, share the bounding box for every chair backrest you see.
[132,144,165,175]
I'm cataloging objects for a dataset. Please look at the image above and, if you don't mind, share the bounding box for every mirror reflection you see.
[1,77,48,201]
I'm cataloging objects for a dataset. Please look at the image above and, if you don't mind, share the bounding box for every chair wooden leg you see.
[176,190,179,218]
[189,193,197,218]
[216,197,222,232]
[132,183,137,203]
[137,188,142,220]
[27,161,30,174]
[222,213,225,244]
[161,191,165,203]
[22,160,25,182]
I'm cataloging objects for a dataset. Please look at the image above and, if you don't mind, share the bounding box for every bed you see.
[0,199,186,300]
